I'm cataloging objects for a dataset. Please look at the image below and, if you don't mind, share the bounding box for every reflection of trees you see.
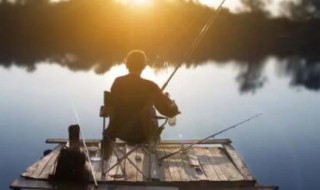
[281,0,320,20]
[0,0,320,92]
[236,61,267,93]
[280,57,320,91]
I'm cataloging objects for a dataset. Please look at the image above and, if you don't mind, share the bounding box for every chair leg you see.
[101,137,157,180]
[123,146,148,180]
[102,146,125,175]
[101,159,108,176]
[113,147,126,175]
[105,145,149,180]
[104,144,138,174]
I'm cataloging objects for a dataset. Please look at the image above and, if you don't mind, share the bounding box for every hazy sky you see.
[45,0,295,16]
[200,0,291,16]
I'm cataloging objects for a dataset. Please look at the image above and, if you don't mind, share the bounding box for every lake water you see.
[0,57,319,190]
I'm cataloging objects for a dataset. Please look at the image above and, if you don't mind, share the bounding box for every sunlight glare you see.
[141,66,157,81]
[114,0,153,6]
[105,65,157,83]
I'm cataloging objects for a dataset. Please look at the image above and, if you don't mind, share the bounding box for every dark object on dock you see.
[43,149,52,157]
[69,124,80,149]
[50,145,89,183]
[10,138,278,190]
[48,125,90,183]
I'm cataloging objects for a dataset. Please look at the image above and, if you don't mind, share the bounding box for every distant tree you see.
[240,0,271,13]
[281,0,320,20]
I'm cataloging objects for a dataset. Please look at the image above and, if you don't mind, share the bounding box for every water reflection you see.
[1,58,320,190]
[2,54,320,94]
[1,0,320,93]
[281,57,320,90]
[236,60,267,93]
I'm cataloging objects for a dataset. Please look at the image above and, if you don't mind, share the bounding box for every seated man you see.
[102,50,179,159]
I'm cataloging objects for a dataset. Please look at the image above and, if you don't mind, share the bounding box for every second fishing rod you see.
[158,113,262,161]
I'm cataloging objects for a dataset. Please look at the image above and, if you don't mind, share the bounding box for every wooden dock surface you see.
[11,138,278,190]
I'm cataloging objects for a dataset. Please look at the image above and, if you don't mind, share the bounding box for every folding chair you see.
[99,91,168,179]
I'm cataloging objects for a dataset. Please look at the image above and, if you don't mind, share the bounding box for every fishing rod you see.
[72,104,98,188]
[158,113,262,161]
[161,0,227,91]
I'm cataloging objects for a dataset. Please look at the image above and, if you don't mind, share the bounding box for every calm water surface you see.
[0,58,319,190]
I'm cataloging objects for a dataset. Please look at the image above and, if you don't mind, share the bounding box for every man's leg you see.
[102,129,115,161]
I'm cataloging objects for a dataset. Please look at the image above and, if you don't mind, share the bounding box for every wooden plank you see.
[165,147,189,182]
[10,178,180,190]
[135,147,149,181]
[204,148,228,181]
[187,150,200,167]
[46,138,231,145]
[108,147,125,180]
[10,178,53,190]
[180,151,198,181]
[175,151,190,181]
[38,150,60,179]
[223,144,254,180]
[116,146,127,181]
[150,151,161,181]
[196,148,219,181]
[21,159,43,178]
[186,149,208,181]
[164,147,182,182]
[157,148,172,181]
[22,145,63,179]
[142,147,151,181]
[209,148,244,181]
[124,145,137,181]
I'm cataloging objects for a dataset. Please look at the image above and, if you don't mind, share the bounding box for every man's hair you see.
[125,50,147,73]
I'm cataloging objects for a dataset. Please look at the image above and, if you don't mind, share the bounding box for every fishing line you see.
[72,103,98,187]
[161,0,227,91]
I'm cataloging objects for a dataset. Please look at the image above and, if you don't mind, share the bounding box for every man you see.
[102,50,179,158]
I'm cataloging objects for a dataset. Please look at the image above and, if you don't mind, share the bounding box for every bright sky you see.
[199,0,242,10]
[112,0,242,9]
[195,0,284,15]
[111,0,285,16]
[46,0,291,16]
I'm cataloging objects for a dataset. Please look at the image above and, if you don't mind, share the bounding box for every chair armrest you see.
[100,105,109,117]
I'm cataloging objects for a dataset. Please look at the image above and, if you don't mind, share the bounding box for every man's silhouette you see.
[102,50,179,159]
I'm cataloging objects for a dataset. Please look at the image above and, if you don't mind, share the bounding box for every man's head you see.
[125,50,147,74]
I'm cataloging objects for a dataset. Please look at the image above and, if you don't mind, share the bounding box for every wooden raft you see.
[11,138,278,190]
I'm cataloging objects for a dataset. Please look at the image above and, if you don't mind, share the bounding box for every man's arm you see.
[152,85,179,118]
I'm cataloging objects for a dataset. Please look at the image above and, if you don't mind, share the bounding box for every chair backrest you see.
[100,91,113,118]
[101,91,167,144]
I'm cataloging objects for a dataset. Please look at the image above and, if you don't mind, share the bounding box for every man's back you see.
[110,74,177,141]
[102,50,179,160]
[111,74,160,115]
[107,74,177,143]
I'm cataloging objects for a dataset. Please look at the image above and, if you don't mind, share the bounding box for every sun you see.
[114,0,153,6]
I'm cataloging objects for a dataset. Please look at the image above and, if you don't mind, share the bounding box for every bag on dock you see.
[50,146,89,182]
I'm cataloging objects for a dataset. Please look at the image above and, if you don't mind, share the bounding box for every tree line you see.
[0,0,319,92]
